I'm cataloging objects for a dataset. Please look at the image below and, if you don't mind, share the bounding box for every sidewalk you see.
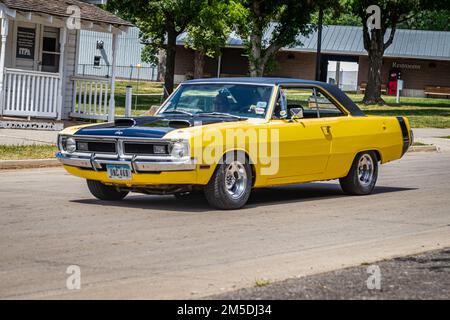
[413,128,450,152]
[0,129,58,145]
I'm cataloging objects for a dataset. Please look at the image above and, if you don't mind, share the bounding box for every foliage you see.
[231,0,328,76]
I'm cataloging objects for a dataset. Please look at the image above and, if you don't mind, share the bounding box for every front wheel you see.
[339,152,378,195]
[204,154,252,210]
[86,180,129,201]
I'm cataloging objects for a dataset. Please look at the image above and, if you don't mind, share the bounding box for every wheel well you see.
[220,150,256,187]
[357,150,382,162]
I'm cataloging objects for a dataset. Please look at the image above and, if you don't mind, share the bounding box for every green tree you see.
[107,0,203,96]
[231,0,322,77]
[185,1,232,78]
[344,0,450,105]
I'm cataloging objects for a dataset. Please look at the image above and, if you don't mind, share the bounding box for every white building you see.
[0,0,132,122]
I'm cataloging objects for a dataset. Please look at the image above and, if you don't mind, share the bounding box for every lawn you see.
[348,94,450,128]
[0,145,58,160]
[110,80,450,128]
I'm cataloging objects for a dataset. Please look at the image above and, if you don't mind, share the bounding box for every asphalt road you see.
[210,248,450,300]
[1,152,450,299]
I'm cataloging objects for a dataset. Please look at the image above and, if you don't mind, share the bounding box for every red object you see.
[388,71,400,95]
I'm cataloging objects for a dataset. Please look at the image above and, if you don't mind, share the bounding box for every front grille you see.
[76,141,116,153]
[124,142,169,155]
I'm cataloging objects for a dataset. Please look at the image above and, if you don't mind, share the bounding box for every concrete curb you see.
[408,145,439,153]
[0,159,60,170]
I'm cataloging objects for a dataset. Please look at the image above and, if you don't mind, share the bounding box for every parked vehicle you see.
[57,78,413,209]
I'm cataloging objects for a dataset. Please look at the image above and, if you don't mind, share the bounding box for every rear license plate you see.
[106,164,132,180]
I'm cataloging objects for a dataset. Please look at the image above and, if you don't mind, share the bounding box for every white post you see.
[108,31,118,122]
[125,85,132,117]
[57,27,67,120]
[0,13,9,115]
[217,54,222,78]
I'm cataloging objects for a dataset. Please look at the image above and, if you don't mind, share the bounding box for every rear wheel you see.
[339,152,378,195]
[86,180,129,201]
[204,153,252,210]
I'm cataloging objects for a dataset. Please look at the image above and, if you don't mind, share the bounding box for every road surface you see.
[1,152,450,299]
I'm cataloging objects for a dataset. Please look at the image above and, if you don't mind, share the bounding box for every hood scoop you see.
[114,118,136,127]
[168,120,192,129]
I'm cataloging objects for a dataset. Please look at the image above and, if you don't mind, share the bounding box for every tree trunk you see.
[363,49,384,105]
[164,28,177,99]
[157,49,166,82]
[248,0,264,77]
[193,51,205,79]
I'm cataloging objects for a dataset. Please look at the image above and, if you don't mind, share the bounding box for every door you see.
[266,86,346,183]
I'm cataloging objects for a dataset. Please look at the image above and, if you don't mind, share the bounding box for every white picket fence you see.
[1,68,60,118]
[70,76,111,120]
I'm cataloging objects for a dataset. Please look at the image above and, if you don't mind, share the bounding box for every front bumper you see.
[56,152,197,172]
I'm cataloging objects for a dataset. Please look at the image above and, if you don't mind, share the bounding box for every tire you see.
[339,151,378,195]
[86,180,129,201]
[204,153,252,210]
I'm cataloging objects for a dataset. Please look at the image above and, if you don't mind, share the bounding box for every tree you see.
[231,0,321,77]
[107,0,203,97]
[345,0,450,104]
[185,1,231,78]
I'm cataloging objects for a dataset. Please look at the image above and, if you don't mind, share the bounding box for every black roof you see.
[183,77,365,117]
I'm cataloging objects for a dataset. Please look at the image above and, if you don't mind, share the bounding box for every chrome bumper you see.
[56,152,196,172]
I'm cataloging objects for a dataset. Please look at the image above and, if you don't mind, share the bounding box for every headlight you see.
[170,141,189,158]
[66,137,76,153]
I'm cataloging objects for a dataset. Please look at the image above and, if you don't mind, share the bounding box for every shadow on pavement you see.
[70,182,417,213]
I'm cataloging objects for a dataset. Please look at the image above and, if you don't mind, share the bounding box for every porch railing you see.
[2,68,60,118]
[70,76,110,121]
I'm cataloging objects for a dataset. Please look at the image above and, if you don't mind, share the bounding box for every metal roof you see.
[178,25,450,61]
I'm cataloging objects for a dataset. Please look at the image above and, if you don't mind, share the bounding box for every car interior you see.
[272,87,345,119]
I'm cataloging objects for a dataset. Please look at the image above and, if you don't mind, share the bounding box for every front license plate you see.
[106,164,132,180]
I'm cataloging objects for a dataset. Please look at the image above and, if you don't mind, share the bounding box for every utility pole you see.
[315,6,324,81]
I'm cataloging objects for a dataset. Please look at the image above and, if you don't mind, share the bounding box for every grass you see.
[348,94,450,128]
[440,136,450,139]
[254,279,272,287]
[0,145,58,160]
[115,80,164,117]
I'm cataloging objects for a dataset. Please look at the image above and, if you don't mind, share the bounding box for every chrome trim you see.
[56,152,196,172]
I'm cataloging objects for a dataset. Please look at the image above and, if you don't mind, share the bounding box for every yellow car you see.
[57,78,412,209]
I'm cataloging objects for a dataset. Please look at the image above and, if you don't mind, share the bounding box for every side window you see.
[273,87,345,119]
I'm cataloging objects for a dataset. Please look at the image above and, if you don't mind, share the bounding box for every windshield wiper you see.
[198,112,246,120]
[161,110,193,116]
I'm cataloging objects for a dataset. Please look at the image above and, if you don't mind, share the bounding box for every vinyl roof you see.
[178,25,450,61]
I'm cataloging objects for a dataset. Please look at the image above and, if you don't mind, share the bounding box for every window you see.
[160,83,274,119]
[273,86,345,119]
[41,27,60,72]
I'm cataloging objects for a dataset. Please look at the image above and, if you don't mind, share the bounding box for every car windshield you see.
[160,83,274,119]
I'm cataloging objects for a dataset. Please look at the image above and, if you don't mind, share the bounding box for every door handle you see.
[321,125,331,135]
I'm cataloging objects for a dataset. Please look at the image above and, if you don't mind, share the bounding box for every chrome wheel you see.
[224,161,248,199]
[358,154,374,186]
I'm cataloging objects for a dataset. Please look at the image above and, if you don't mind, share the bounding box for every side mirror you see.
[290,107,304,119]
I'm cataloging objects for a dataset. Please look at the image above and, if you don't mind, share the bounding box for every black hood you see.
[74,115,244,139]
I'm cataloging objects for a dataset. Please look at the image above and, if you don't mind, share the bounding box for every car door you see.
[265,86,332,183]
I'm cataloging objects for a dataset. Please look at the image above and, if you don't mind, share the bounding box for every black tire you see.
[339,151,378,195]
[204,153,252,210]
[86,180,129,201]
